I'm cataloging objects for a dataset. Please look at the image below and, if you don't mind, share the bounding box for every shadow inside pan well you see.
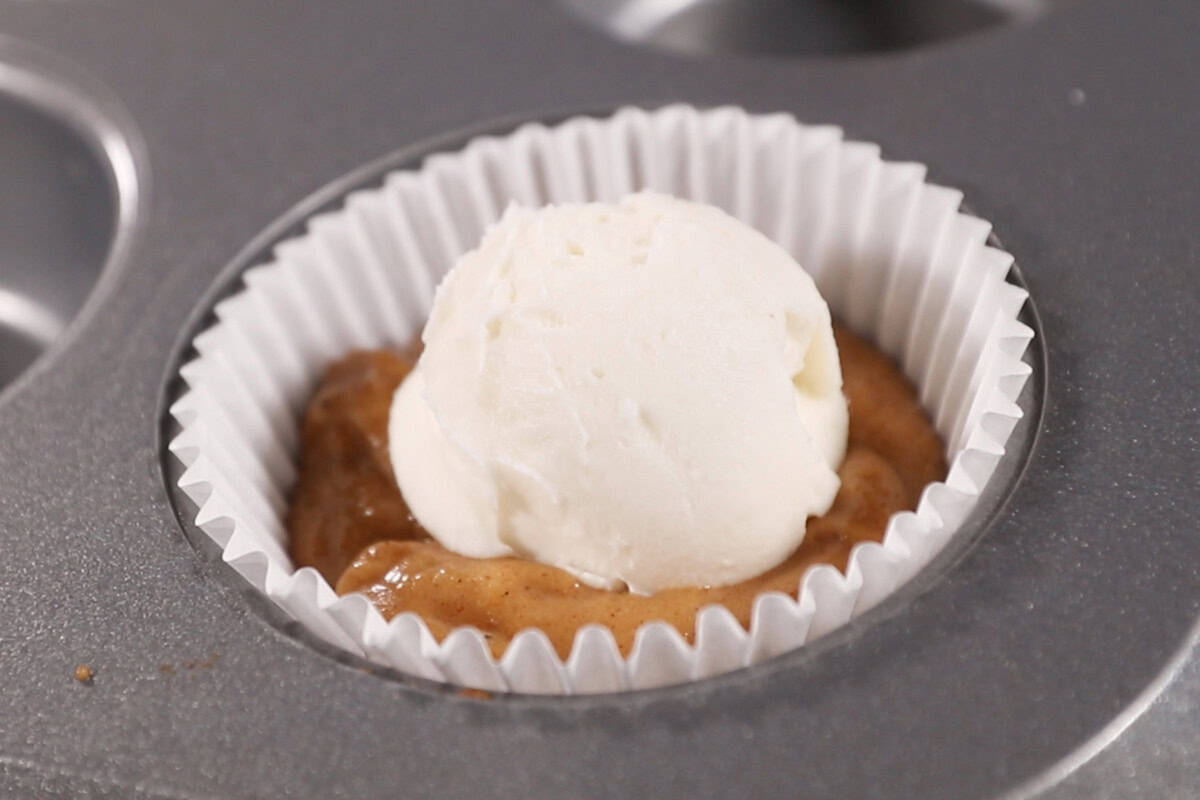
[555,0,1055,57]
[0,90,117,390]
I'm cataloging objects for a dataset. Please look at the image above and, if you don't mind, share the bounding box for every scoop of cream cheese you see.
[388,192,848,594]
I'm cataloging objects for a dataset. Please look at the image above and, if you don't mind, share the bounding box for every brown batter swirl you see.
[287,325,946,658]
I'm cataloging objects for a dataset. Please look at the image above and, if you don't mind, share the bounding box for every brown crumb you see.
[74,665,94,684]
[167,653,221,675]
[185,653,220,671]
[456,687,493,701]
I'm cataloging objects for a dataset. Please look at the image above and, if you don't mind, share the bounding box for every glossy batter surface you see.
[287,326,946,658]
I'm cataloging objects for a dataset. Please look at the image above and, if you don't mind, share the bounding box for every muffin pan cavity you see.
[555,0,1055,58]
[0,50,137,393]
[162,107,1044,696]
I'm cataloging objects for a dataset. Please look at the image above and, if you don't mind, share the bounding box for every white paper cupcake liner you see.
[168,105,1034,694]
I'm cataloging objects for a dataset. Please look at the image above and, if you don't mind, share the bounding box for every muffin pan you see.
[1,0,1197,797]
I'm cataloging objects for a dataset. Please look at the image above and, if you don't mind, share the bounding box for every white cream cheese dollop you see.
[388,192,848,594]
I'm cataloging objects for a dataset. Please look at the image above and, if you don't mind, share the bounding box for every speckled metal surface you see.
[0,1,1196,798]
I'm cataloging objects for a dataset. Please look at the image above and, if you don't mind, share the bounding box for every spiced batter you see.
[287,326,946,658]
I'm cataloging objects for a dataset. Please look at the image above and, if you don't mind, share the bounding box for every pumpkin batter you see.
[287,325,946,659]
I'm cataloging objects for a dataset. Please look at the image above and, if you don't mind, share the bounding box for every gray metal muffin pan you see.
[0,0,1196,797]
